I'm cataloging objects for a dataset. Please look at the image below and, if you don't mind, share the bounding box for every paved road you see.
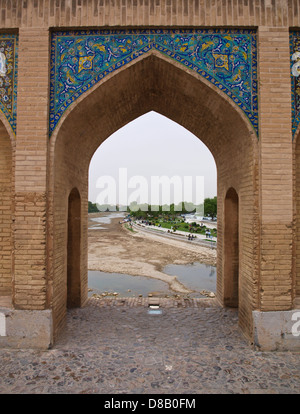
[0,297,299,394]
[132,223,217,250]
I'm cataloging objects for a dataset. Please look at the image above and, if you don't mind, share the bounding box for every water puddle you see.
[88,270,174,298]
[88,261,216,298]
[88,212,126,230]
[163,262,216,297]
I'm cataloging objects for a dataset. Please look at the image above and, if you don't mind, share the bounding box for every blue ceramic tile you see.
[50,29,258,138]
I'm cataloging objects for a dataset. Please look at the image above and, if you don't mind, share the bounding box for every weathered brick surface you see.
[0,0,298,28]
[0,0,297,344]
[13,28,50,310]
[258,28,294,312]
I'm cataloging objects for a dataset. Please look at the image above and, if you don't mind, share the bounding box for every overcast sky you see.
[88,111,217,205]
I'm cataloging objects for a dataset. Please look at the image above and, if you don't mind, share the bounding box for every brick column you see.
[258,27,293,311]
[14,28,49,310]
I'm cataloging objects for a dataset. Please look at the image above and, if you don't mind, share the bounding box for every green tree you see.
[88,201,99,213]
[204,197,217,220]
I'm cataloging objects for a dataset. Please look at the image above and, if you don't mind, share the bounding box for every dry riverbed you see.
[88,213,217,295]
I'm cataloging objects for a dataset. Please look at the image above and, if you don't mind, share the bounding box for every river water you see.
[88,212,126,229]
[88,212,216,298]
[88,262,216,298]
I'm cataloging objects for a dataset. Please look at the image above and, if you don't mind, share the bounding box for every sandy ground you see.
[88,213,217,295]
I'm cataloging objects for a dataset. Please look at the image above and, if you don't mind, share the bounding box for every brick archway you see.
[49,52,259,341]
[0,0,297,352]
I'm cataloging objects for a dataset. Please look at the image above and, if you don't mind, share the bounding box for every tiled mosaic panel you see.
[0,34,18,135]
[50,29,258,137]
[290,31,300,138]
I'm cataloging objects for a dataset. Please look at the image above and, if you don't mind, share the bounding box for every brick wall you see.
[0,0,299,28]
[13,28,50,310]
[258,27,294,311]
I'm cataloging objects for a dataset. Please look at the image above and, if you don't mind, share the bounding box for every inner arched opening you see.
[67,187,82,308]
[0,120,13,308]
[224,187,239,308]
[88,110,217,299]
[50,53,258,341]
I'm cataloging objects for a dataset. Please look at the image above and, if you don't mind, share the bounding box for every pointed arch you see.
[48,52,259,340]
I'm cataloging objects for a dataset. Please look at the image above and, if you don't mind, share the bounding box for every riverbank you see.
[88,212,217,295]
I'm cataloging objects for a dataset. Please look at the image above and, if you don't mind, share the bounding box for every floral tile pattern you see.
[50,29,258,137]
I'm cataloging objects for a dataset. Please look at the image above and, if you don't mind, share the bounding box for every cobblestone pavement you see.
[0,297,299,394]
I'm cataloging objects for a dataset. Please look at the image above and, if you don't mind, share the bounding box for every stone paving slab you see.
[0,297,299,394]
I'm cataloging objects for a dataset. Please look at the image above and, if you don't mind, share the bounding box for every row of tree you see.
[88,197,217,219]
